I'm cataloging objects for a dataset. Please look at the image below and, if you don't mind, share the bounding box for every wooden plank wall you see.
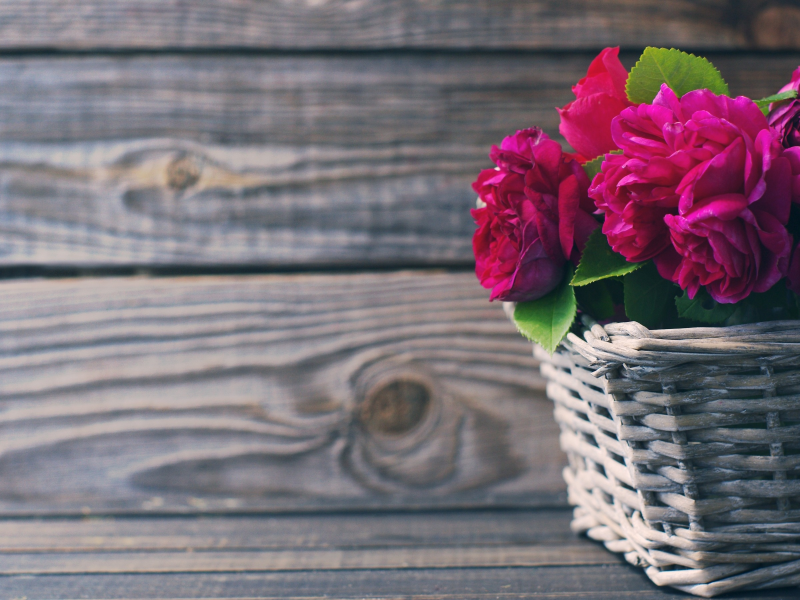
[0,1,798,515]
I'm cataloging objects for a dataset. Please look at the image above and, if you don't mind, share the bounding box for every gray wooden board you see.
[0,53,794,146]
[0,271,563,515]
[0,510,578,552]
[0,546,614,574]
[0,138,483,267]
[0,510,790,598]
[0,53,587,146]
[0,1,791,51]
[0,53,797,267]
[0,567,793,599]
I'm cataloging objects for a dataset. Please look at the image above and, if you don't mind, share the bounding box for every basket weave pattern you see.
[538,320,800,597]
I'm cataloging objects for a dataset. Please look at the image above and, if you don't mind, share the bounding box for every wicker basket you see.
[536,318,800,597]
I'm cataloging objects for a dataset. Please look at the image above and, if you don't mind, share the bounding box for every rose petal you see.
[558,93,630,161]
[557,175,580,259]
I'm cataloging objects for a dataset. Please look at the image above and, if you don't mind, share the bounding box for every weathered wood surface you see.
[0,54,797,267]
[0,546,615,574]
[0,510,790,599]
[6,568,793,600]
[0,139,483,267]
[1,53,796,145]
[0,1,795,51]
[0,511,609,587]
[0,510,579,551]
[0,54,584,145]
[0,271,562,515]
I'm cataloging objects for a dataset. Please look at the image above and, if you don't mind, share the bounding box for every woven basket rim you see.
[562,319,800,372]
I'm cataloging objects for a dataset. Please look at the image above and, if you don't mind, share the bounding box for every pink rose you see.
[591,85,794,304]
[472,128,599,302]
[768,67,800,148]
[558,47,634,162]
[590,152,677,262]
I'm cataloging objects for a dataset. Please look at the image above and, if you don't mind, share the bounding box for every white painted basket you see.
[536,319,800,597]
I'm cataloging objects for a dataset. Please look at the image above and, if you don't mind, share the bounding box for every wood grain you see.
[0,53,585,145]
[0,54,797,267]
[0,1,785,51]
[0,139,484,267]
[0,566,790,599]
[0,271,562,515]
[0,510,783,598]
[0,545,615,574]
[0,510,577,551]
[0,53,795,146]
[0,512,602,594]
[0,53,578,267]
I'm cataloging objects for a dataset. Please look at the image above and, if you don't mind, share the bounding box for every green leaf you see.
[675,287,736,324]
[755,90,798,116]
[575,279,619,321]
[626,47,729,104]
[623,261,679,329]
[582,155,605,181]
[571,227,643,286]
[581,150,622,180]
[513,268,577,355]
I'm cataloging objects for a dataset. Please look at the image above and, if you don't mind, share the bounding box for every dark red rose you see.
[472,128,598,302]
[558,47,634,162]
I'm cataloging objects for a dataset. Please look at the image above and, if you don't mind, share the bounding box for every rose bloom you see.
[472,128,598,302]
[590,84,794,304]
[558,47,634,162]
[768,66,800,148]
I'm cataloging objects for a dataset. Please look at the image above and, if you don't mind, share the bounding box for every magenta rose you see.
[472,128,599,302]
[558,47,635,162]
[590,84,793,304]
[589,151,678,262]
[768,67,800,148]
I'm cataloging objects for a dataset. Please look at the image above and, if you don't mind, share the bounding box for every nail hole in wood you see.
[167,155,202,190]
[360,380,431,435]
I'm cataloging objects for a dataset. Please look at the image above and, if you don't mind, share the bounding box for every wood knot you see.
[753,5,800,48]
[359,379,431,435]
[167,155,202,190]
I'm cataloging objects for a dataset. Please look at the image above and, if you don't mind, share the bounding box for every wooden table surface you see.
[2,2,800,598]
[0,509,795,599]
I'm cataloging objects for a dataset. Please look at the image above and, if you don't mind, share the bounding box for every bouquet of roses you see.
[473,47,800,353]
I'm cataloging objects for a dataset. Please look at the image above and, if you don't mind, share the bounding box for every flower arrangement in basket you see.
[473,47,800,597]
